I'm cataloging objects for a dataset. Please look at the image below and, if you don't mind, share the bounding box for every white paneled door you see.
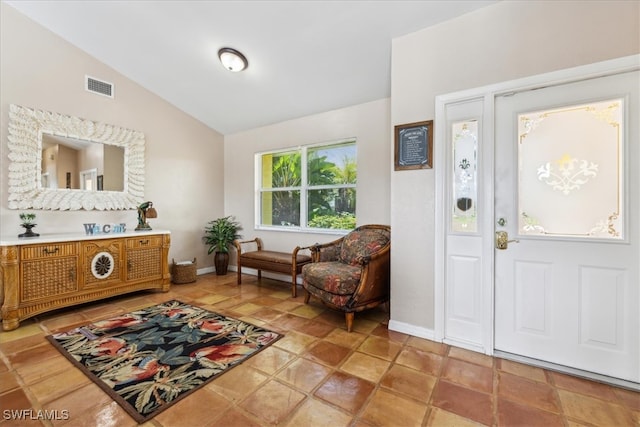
[494,71,639,383]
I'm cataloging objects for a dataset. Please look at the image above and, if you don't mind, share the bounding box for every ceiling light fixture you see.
[218,47,248,72]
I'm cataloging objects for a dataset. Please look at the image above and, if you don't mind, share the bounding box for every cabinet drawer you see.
[21,243,77,260]
[126,236,163,249]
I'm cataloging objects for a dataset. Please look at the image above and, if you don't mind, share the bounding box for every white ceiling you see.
[6,1,496,135]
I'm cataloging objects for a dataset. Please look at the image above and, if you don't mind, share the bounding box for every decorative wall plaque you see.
[394,120,433,170]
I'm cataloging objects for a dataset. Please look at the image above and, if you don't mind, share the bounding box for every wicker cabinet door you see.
[21,256,78,302]
[126,237,162,281]
[82,240,123,288]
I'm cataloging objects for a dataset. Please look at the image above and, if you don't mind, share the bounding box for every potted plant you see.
[203,216,242,275]
[18,212,39,238]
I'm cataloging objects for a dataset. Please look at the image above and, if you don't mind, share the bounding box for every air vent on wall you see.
[85,75,114,98]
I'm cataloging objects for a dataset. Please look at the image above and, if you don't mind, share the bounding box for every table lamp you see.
[135,201,157,231]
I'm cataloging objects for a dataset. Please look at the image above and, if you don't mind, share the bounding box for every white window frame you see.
[255,139,356,233]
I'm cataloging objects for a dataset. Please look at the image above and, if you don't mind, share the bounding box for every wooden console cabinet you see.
[0,231,170,331]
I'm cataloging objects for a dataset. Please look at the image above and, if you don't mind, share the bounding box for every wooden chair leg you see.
[236,263,242,285]
[291,258,298,298]
[345,312,354,332]
[291,270,297,298]
[304,290,311,304]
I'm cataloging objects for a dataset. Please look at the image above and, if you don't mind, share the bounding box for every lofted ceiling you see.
[5,1,497,135]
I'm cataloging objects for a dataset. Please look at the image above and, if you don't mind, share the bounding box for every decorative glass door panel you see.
[518,99,623,239]
[495,70,638,383]
[452,120,478,233]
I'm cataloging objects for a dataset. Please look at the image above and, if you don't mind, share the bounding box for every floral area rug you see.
[46,300,282,423]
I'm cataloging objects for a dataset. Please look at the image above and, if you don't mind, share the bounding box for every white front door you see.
[494,71,639,383]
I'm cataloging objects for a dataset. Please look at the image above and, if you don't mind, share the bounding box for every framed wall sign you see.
[394,120,433,170]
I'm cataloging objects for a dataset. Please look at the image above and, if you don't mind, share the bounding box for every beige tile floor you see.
[0,273,638,426]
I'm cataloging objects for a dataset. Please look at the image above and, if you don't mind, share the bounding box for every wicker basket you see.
[171,258,197,284]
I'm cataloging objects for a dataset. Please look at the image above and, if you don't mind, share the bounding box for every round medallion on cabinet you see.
[91,251,115,279]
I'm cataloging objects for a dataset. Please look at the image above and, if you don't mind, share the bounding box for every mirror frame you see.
[7,104,145,210]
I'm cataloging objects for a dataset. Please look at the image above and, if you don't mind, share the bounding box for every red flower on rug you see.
[46,300,282,423]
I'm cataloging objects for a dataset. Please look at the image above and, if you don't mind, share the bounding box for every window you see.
[80,168,98,191]
[257,140,356,231]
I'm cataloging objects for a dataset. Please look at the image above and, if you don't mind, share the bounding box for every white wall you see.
[224,98,391,259]
[0,3,225,267]
[390,1,639,331]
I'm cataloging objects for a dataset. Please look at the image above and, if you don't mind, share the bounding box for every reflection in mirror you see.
[7,104,145,210]
[41,134,125,191]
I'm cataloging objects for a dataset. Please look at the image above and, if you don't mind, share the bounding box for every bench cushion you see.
[241,250,311,265]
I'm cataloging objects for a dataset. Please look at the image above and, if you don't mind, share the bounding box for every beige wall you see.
[390,1,640,330]
[3,0,638,329]
[57,145,78,189]
[103,145,125,191]
[0,3,225,266]
[224,98,391,257]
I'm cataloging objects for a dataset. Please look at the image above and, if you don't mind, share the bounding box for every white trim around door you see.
[434,55,640,364]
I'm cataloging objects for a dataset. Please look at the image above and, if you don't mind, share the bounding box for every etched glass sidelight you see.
[518,99,623,239]
[451,120,478,232]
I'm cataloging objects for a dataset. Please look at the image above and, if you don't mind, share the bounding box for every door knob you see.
[495,231,519,250]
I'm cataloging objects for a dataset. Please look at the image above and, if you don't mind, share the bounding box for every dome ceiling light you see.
[218,47,248,72]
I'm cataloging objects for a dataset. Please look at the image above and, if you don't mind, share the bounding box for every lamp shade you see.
[218,48,248,72]
[146,207,157,219]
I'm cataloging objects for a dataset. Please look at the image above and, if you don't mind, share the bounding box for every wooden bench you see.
[234,238,311,297]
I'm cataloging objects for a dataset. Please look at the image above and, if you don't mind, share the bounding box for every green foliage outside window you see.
[260,141,356,230]
[307,212,356,229]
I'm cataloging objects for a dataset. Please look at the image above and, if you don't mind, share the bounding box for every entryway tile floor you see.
[0,273,638,426]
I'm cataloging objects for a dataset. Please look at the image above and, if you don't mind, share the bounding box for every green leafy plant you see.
[203,216,242,254]
[267,149,356,229]
[19,212,36,225]
[307,212,356,230]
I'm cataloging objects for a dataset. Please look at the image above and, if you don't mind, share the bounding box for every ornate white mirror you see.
[7,104,145,210]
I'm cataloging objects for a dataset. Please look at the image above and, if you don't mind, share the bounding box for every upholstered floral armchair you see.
[301,224,390,332]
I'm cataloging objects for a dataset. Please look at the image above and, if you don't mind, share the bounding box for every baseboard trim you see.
[388,320,436,341]
[196,266,215,275]
[196,265,303,285]
[387,320,488,356]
